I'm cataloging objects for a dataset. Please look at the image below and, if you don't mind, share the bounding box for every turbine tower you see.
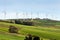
[16,12,19,19]
[31,11,33,21]
[37,12,40,19]
[4,11,6,19]
[23,12,25,21]
[46,13,48,19]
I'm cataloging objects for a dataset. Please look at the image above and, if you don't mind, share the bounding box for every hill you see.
[0,22,60,40]
[1,18,60,28]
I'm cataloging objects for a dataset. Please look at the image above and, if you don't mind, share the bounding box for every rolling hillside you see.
[0,22,60,40]
[2,18,60,28]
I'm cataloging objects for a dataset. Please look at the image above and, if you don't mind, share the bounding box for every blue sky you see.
[0,0,60,20]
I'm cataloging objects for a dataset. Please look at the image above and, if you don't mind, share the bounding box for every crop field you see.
[0,22,60,40]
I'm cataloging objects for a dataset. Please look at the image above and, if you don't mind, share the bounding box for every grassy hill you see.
[1,18,60,27]
[2,19,60,27]
[33,19,60,26]
[0,22,60,40]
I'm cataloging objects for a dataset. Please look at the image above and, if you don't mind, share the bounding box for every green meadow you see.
[0,22,60,40]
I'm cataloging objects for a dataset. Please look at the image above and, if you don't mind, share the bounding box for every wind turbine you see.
[45,12,48,19]
[16,12,19,19]
[23,12,25,21]
[31,11,33,21]
[37,12,40,19]
[4,11,6,19]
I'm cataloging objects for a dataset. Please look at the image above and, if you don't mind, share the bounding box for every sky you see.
[0,0,60,20]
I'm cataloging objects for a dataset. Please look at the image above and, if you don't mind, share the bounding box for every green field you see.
[0,22,60,40]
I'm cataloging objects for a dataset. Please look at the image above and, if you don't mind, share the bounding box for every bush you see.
[8,25,18,33]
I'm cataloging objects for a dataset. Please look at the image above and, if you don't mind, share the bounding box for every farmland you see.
[0,20,60,40]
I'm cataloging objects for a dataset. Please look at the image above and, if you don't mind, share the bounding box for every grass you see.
[0,22,60,40]
[0,33,24,40]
